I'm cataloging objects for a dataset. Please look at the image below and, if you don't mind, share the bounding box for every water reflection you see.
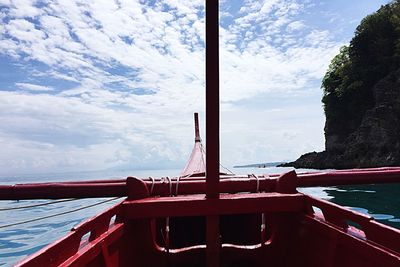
[324,184,400,229]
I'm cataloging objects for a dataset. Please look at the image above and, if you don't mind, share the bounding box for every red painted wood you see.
[14,189,400,267]
[0,182,126,200]
[205,0,220,200]
[366,220,400,255]
[306,195,373,229]
[15,202,123,267]
[298,168,400,186]
[58,224,124,267]
[2,168,400,199]
[207,215,220,267]
[305,196,400,255]
[298,215,400,267]
[122,193,305,218]
[194,113,201,143]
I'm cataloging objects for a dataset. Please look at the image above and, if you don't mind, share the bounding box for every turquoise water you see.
[0,167,399,266]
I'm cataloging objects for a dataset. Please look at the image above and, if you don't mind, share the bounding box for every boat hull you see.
[15,175,400,267]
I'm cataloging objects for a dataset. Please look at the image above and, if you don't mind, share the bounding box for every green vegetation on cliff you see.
[322,0,400,152]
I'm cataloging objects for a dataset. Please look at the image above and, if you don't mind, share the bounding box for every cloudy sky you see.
[0,0,390,175]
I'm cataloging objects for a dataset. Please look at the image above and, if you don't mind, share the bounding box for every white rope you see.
[175,171,195,196]
[250,174,260,193]
[200,141,233,175]
[0,197,122,229]
[148,176,155,195]
[175,176,181,196]
[200,143,206,169]
[160,177,172,196]
[166,177,172,196]
[0,198,78,211]
[220,163,234,174]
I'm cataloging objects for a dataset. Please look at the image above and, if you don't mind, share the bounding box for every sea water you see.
[0,167,399,266]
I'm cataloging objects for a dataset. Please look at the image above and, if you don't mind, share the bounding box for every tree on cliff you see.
[322,0,400,152]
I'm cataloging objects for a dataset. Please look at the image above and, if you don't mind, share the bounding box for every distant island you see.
[281,1,400,169]
[234,162,285,168]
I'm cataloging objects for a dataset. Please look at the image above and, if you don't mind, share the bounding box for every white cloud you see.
[287,21,305,32]
[0,0,358,175]
[16,82,53,91]
[7,0,43,18]
[0,90,193,174]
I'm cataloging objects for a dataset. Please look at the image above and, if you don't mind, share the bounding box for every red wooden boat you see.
[2,114,399,267]
[3,117,400,267]
[2,171,400,267]
[1,1,400,266]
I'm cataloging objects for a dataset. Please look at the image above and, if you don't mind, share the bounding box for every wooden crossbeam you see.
[122,193,305,219]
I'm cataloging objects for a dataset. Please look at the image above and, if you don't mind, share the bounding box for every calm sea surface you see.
[0,167,399,266]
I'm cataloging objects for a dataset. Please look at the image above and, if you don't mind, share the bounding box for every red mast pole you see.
[205,0,219,200]
[205,0,220,266]
[194,113,201,143]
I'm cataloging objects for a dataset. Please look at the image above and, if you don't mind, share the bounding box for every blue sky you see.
[0,0,391,175]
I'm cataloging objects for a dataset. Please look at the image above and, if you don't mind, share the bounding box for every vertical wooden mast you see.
[205,0,219,199]
[205,1,220,267]
[194,113,201,143]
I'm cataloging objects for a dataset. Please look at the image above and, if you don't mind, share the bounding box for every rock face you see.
[282,69,400,169]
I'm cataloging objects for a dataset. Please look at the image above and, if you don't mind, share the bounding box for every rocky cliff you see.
[281,1,400,169]
[282,69,400,169]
